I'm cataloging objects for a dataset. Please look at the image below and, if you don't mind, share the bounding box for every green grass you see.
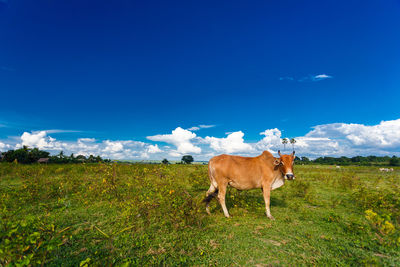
[1,163,400,266]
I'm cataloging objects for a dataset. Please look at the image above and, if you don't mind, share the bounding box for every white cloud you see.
[313,74,332,80]
[297,74,333,82]
[306,119,400,149]
[2,119,400,161]
[245,119,400,158]
[187,124,215,131]
[45,129,82,134]
[0,141,10,151]
[279,76,294,81]
[291,136,341,157]
[187,126,200,131]
[258,119,400,158]
[103,140,124,153]
[147,144,162,154]
[147,127,201,156]
[9,131,163,160]
[281,74,333,82]
[98,140,151,159]
[78,138,96,142]
[199,124,215,129]
[311,74,333,82]
[255,128,282,152]
[168,151,183,158]
[20,131,47,148]
[140,144,162,159]
[205,131,253,154]
[19,131,64,150]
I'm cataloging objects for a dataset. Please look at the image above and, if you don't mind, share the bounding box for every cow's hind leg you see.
[204,184,218,215]
[217,182,230,218]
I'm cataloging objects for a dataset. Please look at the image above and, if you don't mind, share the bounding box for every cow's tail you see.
[203,189,219,203]
[204,160,219,215]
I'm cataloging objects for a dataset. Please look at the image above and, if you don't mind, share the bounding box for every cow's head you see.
[274,150,296,180]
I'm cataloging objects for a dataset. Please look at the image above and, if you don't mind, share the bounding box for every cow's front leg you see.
[262,184,274,220]
[217,182,230,218]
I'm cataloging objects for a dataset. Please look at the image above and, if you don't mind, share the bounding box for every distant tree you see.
[282,138,289,151]
[389,156,400,166]
[339,156,350,165]
[301,156,310,162]
[0,147,107,164]
[4,149,28,163]
[76,155,87,161]
[88,155,96,163]
[181,155,194,164]
[1,147,49,164]
[290,138,296,151]
[2,150,14,162]
[30,148,50,162]
[162,158,169,164]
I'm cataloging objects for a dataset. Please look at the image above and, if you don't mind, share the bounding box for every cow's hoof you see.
[206,207,211,215]
[267,215,275,220]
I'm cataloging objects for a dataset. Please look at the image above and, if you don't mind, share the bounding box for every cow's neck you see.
[270,169,285,190]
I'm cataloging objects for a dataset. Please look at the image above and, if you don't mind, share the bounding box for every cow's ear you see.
[278,150,282,157]
[274,158,281,166]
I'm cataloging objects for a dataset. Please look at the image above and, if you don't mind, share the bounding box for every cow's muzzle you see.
[285,174,295,180]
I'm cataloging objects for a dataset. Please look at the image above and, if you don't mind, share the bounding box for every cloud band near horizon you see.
[1,118,400,160]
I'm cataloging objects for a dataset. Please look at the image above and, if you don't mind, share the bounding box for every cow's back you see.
[209,154,269,190]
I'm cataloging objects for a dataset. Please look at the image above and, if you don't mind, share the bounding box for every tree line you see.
[295,155,400,166]
[161,155,194,165]
[1,146,399,166]
[0,146,110,164]
[166,154,400,166]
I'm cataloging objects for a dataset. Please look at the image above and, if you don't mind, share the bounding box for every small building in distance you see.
[37,158,49,164]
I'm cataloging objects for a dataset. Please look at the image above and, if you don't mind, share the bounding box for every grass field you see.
[1,163,400,266]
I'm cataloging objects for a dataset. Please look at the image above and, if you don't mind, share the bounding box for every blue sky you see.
[0,0,400,160]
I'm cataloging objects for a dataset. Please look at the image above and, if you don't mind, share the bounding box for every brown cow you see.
[204,150,295,219]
